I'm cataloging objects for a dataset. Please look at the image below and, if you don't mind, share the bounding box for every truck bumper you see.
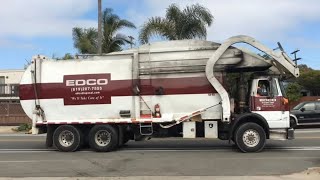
[269,128,294,140]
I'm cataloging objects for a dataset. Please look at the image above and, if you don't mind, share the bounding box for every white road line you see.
[71,147,320,151]
[295,129,320,133]
[267,146,320,149]
[0,147,320,153]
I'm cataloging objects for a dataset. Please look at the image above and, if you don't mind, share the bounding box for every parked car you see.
[290,101,320,128]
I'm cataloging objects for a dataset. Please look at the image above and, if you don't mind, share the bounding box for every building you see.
[0,69,30,125]
[0,69,24,101]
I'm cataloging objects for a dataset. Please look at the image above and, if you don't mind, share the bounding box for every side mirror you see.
[300,107,305,112]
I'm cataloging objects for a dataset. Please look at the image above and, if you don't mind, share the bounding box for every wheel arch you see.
[46,124,58,148]
[289,114,298,124]
[230,113,270,139]
[289,114,299,128]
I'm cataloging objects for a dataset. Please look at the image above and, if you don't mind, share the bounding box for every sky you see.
[0,0,319,70]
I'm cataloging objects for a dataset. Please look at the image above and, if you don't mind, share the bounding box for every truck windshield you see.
[279,81,287,98]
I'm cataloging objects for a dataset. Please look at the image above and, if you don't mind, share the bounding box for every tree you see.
[53,53,74,60]
[62,53,74,60]
[139,3,213,44]
[72,8,136,54]
[297,69,320,96]
[72,28,98,54]
[101,8,136,53]
[286,64,320,96]
[285,82,302,102]
[298,64,313,72]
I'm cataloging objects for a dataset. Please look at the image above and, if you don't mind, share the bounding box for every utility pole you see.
[97,0,102,55]
[128,36,134,48]
[291,49,301,66]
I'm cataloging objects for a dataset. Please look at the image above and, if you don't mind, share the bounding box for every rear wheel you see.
[235,123,266,153]
[89,125,119,152]
[53,125,81,152]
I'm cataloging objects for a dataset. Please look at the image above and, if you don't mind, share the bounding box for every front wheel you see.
[235,123,266,153]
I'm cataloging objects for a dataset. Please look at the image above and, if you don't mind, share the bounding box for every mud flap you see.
[118,125,124,147]
[46,125,54,148]
[287,128,294,140]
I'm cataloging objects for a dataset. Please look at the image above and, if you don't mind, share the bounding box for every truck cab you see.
[250,76,290,128]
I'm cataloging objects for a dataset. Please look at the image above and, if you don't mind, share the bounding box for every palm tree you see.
[139,3,213,44]
[101,8,136,53]
[72,8,136,54]
[72,28,98,54]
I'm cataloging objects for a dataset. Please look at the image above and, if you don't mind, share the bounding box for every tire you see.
[235,123,266,153]
[89,125,119,152]
[53,125,81,152]
[76,126,85,148]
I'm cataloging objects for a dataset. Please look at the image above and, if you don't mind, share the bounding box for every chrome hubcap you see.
[242,129,260,147]
[95,130,111,146]
[58,130,74,147]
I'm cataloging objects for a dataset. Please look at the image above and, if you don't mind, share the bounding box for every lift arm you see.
[205,35,300,123]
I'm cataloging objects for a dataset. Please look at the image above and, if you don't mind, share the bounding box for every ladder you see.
[139,122,153,136]
[138,44,153,135]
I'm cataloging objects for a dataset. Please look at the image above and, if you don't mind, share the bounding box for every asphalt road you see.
[0,129,319,177]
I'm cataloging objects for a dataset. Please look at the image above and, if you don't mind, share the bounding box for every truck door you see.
[251,79,285,122]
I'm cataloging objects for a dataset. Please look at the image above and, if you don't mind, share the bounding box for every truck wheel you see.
[89,125,119,152]
[53,125,81,152]
[235,123,266,153]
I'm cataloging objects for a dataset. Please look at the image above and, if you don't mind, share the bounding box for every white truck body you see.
[19,36,300,152]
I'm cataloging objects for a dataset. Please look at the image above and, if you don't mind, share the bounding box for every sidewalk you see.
[0,126,27,134]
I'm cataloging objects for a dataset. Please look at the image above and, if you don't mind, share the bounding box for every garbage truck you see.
[19,35,300,153]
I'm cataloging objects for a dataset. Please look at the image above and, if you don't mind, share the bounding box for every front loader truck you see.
[19,35,300,152]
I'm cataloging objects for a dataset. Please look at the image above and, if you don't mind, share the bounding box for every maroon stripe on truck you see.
[19,77,217,101]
